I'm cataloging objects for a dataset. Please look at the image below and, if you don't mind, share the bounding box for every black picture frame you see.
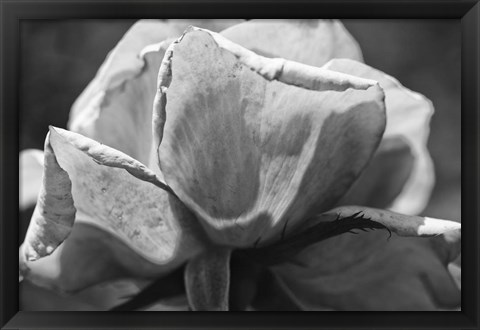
[1,0,479,329]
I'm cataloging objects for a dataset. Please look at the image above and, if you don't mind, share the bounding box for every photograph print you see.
[18,19,461,311]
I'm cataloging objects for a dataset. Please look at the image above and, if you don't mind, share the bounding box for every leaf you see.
[154,28,386,247]
[185,248,231,311]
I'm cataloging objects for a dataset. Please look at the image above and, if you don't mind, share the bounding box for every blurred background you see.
[19,19,461,224]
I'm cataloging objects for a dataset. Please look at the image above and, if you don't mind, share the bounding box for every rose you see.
[19,19,461,311]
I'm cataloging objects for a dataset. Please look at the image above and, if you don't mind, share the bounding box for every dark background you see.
[19,19,461,222]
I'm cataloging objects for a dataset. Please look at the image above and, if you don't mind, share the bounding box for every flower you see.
[19,19,461,311]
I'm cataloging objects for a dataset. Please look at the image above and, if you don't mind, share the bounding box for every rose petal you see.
[22,136,76,261]
[19,149,44,211]
[21,127,205,275]
[69,38,168,166]
[272,230,461,310]
[185,248,231,311]
[221,19,363,67]
[165,19,245,35]
[20,222,173,294]
[324,59,434,214]
[69,19,243,166]
[155,28,385,247]
[70,19,243,122]
[338,137,415,208]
